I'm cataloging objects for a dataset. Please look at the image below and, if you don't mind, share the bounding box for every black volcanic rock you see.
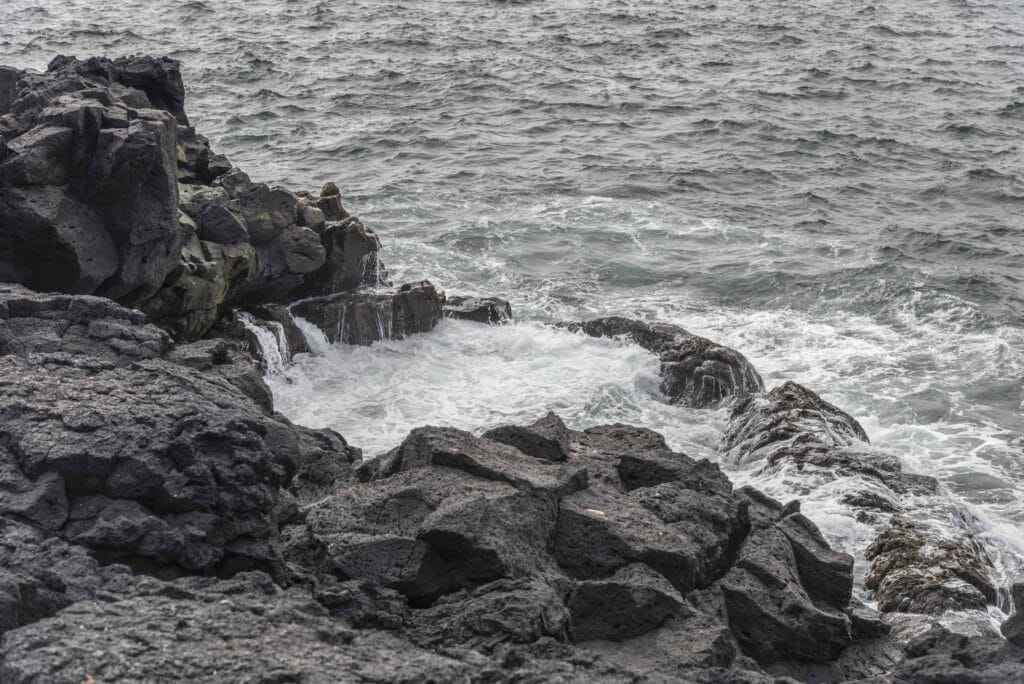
[864,517,996,614]
[296,215,388,297]
[0,285,354,577]
[568,316,764,407]
[0,56,183,303]
[722,381,939,502]
[0,572,484,684]
[301,416,869,676]
[290,280,443,345]
[0,54,394,341]
[890,623,1024,683]
[483,411,573,462]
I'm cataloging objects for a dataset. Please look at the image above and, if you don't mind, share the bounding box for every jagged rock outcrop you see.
[444,295,513,324]
[723,381,999,618]
[0,285,352,577]
[568,317,764,407]
[0,55,389,342]
[290,280,443,345]
[293,416,873,678]
[295,214,388,297]
[0,56,183,303]
[483,411,572,462]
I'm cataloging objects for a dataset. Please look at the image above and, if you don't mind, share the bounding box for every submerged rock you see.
[568,316,764,407]
[723,381,938,500]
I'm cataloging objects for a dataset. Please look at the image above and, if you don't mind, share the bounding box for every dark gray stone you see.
[483,411,573,462]
[444,295,513,324]
[569,316,764,407]
[290,280,443,346]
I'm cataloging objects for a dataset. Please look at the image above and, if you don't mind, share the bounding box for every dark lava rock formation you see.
[1,53,1020,683]
[723,380,1001,619]
[568,316,764,407]
[0,55,395,343]
[0,281,886,682]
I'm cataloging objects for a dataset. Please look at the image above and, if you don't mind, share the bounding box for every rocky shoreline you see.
[0,55,1021,682]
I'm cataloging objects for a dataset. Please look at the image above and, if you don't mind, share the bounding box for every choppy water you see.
[4,0,1023,623]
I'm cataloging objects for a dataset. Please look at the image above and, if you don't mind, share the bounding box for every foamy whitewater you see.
[5,0,1022,630]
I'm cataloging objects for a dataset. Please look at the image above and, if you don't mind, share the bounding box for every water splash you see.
[235,310,289,375]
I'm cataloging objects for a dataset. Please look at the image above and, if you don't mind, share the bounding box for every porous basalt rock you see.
[0,56,184,303]
[568,316,764,407]
[864,517,997,614]
[299,415,867,676]
[0,572,486,684]
[0,286,356,577]
[483,411,573,462]
[889,623,1024,683]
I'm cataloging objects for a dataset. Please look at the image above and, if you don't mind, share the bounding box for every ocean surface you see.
[3,0,1023,627]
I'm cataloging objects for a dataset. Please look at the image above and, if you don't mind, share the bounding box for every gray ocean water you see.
[3,0,1023,623]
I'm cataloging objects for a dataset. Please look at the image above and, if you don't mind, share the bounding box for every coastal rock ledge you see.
[2,54,1022,683]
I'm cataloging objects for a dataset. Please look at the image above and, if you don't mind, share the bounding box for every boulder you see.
[444,295,513,324]
[409,577,571,651]
[290,280,444,345]
[483,411,573,462]
[718,526,852,663]
[569,563,685,642]
[568,317,763,407]
[865,517,996,614]
[297,216,387,296]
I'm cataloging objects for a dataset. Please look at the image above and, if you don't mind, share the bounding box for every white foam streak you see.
[235,311,289,375]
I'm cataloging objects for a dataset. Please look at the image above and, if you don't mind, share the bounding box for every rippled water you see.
[4,0,1023,615]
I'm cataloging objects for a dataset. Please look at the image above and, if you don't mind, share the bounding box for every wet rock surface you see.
[865,517,997,614]
[568,316,764,407]
[290,280,443,345]
[444,295,513,324]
